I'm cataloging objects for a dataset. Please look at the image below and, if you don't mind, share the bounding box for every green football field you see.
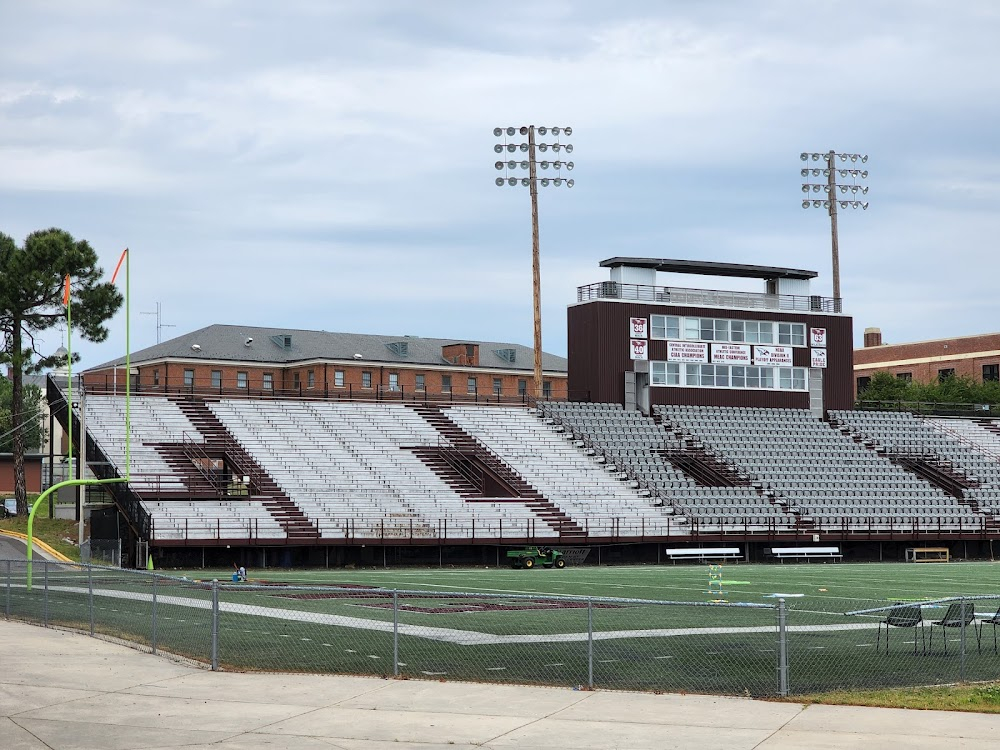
[9,561,1000,697]
[174,560,1000,606]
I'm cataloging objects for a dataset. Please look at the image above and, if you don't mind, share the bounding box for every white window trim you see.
[648,361,809,391]
[649,315,807,347]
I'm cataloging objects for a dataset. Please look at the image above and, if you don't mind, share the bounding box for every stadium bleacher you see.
[78,391,1000,545]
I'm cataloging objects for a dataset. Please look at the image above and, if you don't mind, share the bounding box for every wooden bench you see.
[665,547,742,563]
[771,546,842,562]
[905,547,950,563]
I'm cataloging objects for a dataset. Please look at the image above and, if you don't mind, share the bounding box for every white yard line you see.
[16,584,881,646]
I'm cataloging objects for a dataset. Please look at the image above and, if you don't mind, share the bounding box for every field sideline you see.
[172,561,1000,607]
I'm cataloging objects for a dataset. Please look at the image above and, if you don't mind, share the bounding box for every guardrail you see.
[577,282,842,313]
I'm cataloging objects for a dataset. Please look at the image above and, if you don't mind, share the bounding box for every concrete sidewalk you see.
[2,620,999,750]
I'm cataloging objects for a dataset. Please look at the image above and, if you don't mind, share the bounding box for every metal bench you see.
[665,547,742,563]
[771,546,842,562]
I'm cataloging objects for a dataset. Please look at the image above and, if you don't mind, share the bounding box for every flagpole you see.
[65,280,73,520]
[125,249,131,482]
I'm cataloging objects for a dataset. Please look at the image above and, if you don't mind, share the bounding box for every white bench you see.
[665,547,742,563]
[771,546,842,562]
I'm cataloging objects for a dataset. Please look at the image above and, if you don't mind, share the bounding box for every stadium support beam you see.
[494,126,574,398]
[800,151,869,312]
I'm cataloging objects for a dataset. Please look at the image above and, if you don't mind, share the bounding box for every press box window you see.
[650,315,680,339]
[651,362,680,386]
[778,322,806,347]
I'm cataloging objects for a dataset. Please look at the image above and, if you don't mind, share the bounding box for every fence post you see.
[777,599,789,697]
[43,561,49,627]
[211,580,219,671]
[88,563,94,636]
[4,559,10,618]
[393,590,400,677]
[960,597,967,682]
[151,572,158,655]
[587,598,594,689]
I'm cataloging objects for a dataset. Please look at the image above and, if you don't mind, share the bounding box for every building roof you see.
[599,257,818,280]
[87,324,568,373]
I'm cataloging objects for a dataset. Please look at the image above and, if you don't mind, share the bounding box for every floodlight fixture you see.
[799,149,871,308]
[492,124,576,397]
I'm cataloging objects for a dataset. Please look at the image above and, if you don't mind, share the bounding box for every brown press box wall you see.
[567,301,855,410]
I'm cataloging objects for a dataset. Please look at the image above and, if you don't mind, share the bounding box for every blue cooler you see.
[232,573,239,582]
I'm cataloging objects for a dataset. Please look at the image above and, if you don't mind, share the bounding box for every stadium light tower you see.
[800,150,869,312]
[493,125,574,399]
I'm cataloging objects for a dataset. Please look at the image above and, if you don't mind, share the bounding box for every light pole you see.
[494,125,574,399]
[800,151,869,312]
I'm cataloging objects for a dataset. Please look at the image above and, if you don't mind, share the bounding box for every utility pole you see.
[800,151,869,313]
[141,302,175,344]
[493,125,575,398]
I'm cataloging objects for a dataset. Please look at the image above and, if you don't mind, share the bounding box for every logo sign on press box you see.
[630,317,648,338]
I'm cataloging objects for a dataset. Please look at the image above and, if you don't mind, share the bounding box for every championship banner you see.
[667,341,709,363]
[753,345,793,366]
[630,339,648,360]
[711,344,751,364]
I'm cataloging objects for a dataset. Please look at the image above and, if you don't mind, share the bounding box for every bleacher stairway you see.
[407,404,587,537]
[170,398,319,540]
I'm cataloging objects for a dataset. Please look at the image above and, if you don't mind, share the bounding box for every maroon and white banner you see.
[753,345,793,366]
[811,348,828,368]
[711,343,751,365]
[630,317,648,339]
[667,341,709,363]
[630,339,648,360]
[810,327,827,347]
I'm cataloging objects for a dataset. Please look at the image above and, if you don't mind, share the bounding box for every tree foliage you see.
[0,229,123,514]
[0,376,44,453]
[858,370,1000,407]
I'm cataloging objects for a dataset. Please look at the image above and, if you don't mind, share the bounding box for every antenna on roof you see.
[141,302,175,344]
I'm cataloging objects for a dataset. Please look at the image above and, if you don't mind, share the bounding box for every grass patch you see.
[790,682,1000,712]
[0,516,82,562]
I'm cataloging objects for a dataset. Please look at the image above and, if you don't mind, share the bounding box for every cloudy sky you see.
[3,0,999,368]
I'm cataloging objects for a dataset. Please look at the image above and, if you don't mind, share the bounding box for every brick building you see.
[854,327,1000,392]
[83,325,568,401]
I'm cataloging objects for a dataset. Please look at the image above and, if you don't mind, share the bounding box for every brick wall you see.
[854,332,1000,389]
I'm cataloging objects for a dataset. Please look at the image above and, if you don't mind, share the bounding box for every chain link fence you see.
[4,560,1000,697]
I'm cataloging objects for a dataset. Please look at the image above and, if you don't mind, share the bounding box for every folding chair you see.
[930,601,981,654]
[876,603,925,655]
[980,606,1000,654]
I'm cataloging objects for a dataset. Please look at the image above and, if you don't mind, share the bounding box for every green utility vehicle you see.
[506,546,566,569]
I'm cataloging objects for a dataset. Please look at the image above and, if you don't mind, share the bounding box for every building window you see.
[388,373,399,391]
[897,372,912,382]
[493,378,502,396]
[307,370,315,388]
[334,370,344,387]
[984,364,999,382]
[650,315,680,340]
[183,369,195,387]
[211,370,222,388]
[262,373,273,390]
[466,344,475,358]
[543,380,552,398]
[651,362,681,386]
[415,374,425,391]
[778,322,806,347]
[441,374,452,393]
[857,376,871,392]
[518,379,527,396]
[467,377,477,394]
[293,372,301,389]
[237,372,248,389]
[152,369,160,386]
[938,368,955,382]
[362,371,372,389]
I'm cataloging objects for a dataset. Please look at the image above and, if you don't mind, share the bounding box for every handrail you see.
[180,431,225,495]
[921,417,1000,462]
[576,281,841,313]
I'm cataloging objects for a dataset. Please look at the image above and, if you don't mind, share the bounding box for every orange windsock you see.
[110,247,128,285]
[62,275,70,306]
